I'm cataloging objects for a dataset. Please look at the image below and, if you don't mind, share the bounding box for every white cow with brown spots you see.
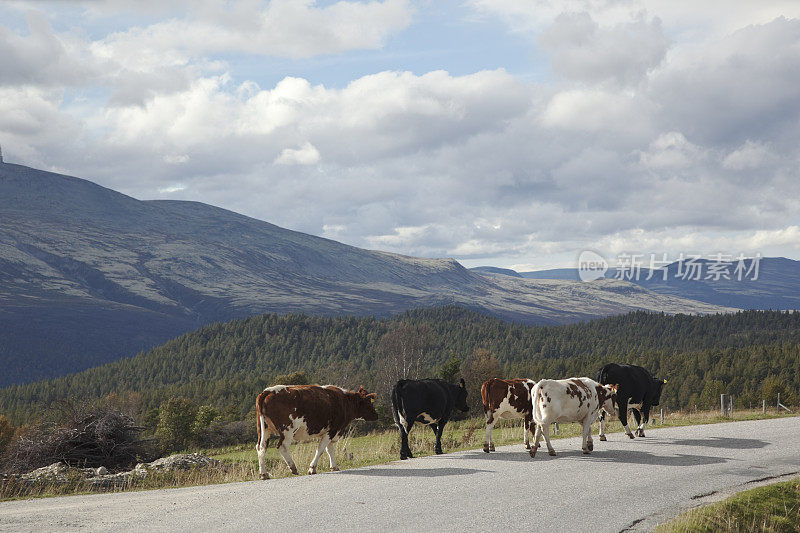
[529,377,617,458]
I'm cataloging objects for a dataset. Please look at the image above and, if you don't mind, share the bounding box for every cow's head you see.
[598,383,618,414]
[651,378,667,406]
[355,386,379,421]
[455,378,469,412]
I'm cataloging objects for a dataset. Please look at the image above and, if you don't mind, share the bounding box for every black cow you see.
[596,363,666,440]
[391,378,469,459]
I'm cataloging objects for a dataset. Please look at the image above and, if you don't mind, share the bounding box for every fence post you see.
[720,394,726,417]
[777,393,793,413]
[763,399,766,414]
[660,408,663,425]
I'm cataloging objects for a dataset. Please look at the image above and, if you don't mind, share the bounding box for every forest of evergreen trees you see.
[0,307,798,426]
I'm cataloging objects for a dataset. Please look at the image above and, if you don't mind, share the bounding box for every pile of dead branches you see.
[2,403,156,474]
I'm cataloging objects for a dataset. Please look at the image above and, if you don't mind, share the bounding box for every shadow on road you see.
[339,467,493,478]
[658,437,768,449]
[458,450,533,462]
[549,449,729,466]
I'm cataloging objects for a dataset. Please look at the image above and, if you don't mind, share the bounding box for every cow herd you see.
[254,363,666,479]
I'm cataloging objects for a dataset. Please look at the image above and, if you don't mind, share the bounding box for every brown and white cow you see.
[481,378,537,452]
[529,377,617,458]
[255,384,378,479]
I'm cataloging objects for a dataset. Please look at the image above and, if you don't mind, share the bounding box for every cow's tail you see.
[531,381,544,423]
[255,388,279,446]
[596,365,608,384]
[480,379,492,414]
[390,381,404,428]
[255,389,273,479]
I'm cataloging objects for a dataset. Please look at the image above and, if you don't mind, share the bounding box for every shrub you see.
[156,397,198,452]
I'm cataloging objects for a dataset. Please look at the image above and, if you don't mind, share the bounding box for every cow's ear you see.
[460,378,466,388]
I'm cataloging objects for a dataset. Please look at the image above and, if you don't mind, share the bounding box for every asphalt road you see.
[1,417,799,532]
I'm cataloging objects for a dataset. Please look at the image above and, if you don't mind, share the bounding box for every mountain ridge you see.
[0,161,732,385]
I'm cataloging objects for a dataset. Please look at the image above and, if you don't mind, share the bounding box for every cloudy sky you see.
[2,0,800,270]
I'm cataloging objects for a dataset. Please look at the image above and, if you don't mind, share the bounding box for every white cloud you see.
[158,184,187,193]
[722,140,772,171]
[539,11,670,86]
[638,131,703,170]
[96,0,413,61]
[542,89,653,136]
[274,142,320,165]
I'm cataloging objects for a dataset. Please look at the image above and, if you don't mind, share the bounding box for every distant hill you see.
[1,307,798,424]
[509,258,800,310]
[469,266,522,277]
[518,268,582,280]
[0,161,730,385]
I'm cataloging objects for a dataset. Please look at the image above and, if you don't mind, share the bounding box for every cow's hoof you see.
[587,441,594,451]
[331,467,340,472]
[260,473,269,480]
[308,468,316,475]
[639,431,646,437]
[483,446,490,453]
[627,433,635,439]
[489,445,495,452]
[599,435,607,442]
[583,450,591,455]
[525,443,531,450]
[290,467,299,475]
[529,449,537,458]
[435,449,443,455]
[400,455,408,460]
[548,450,556,456]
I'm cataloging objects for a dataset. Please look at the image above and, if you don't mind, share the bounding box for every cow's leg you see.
[540,423,555,456]
[256,415,270,480]
[631,408,643,437]
[308,434,332,475]
[325,440,339,472]
[598,409,607,441]
[276,434,299,475]
[617,398,635,439]
[523,416,531,450]
[483,412,495,453]
[582,420,593,454]
[399,420,413,460]
[638,404,651,437]
[529,423,543,458]
[434,421,445,454]
[527,417,537,450]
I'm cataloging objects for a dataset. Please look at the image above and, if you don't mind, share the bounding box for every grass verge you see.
[656,477,800,533]
[1,409,795,500]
